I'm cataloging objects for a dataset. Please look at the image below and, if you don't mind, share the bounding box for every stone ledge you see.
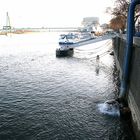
[133,37,140,47]
[115,34,140,47]
[128,90,140,139]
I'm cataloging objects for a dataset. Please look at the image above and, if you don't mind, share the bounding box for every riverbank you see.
[0,29,39,35]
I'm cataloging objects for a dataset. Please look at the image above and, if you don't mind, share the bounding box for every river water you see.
[0,32,135,140]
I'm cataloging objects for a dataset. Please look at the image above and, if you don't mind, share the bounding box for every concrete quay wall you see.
[112,35,140,139]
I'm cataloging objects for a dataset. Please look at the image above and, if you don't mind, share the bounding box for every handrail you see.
[119,0,140,98]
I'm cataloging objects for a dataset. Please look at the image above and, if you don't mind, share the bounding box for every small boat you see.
[58,33,79,45]
[58,32,95,45]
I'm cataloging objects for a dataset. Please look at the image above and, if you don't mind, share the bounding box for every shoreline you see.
[0,30,40,35]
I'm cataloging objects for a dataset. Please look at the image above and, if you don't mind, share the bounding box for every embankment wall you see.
[112,35,140,140]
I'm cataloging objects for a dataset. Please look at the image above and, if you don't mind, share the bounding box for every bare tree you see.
[106,0,129,18]
[107,0,140,32]
[109,16,126,32]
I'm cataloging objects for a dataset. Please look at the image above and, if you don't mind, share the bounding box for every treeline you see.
[106,0,140,33]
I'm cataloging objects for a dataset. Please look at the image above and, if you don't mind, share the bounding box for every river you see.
[0,32,135,140]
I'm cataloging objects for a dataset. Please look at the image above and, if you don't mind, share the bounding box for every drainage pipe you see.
[119,0,140,99]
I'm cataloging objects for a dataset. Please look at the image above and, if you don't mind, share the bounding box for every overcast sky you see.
[0,0,114,28]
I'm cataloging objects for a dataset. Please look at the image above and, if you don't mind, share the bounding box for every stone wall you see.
[112,35,140,140]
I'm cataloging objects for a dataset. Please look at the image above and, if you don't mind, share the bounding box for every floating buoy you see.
[109,51,114,55]
[96,55,100,61]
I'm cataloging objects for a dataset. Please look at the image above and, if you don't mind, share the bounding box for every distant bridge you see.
[0,27,82,33]
[46,27,81,32]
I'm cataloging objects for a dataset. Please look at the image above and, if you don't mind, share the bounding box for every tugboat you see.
[56,45,74,57]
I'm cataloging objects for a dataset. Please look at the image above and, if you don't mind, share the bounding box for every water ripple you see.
[0,33,135,140]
